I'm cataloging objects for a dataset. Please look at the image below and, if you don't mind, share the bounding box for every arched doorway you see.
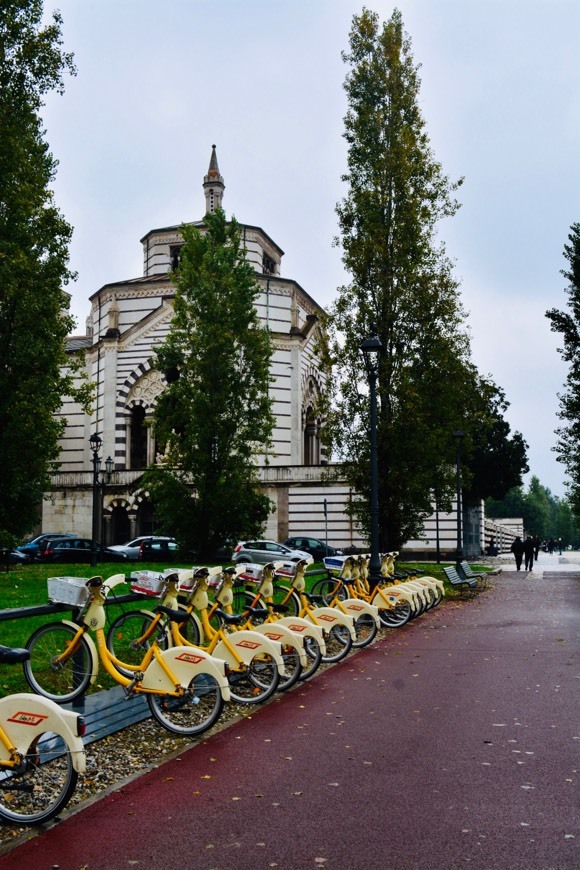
[136,501,155,536]
[110,505,131,545]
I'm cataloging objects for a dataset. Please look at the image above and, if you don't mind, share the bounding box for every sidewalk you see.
[0,567,578,870]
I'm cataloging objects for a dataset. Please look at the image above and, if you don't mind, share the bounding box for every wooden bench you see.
[443,565,478,595]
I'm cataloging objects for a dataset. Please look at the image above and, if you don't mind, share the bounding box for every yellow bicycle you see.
[24,574,230,737]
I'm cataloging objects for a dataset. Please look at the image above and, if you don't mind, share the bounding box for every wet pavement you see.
[0,554,578,870]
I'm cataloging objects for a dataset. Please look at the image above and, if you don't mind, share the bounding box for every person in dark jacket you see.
[510,536,524,570]
[523,535,535,572]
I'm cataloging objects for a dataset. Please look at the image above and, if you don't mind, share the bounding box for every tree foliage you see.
[326,7,525,549]
[144,208,274,558]
[546,222,580,515]
[0,1,90,545]
[486,476,578,546]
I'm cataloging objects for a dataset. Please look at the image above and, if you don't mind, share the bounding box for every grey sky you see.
[41,0,580,497]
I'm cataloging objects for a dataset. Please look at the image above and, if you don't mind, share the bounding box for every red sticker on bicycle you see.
[316,614,338,623]
[175,652,205,665]
[235,640,261,650]
[345,604,365,612]
[288,624,306,633]
[264,632,283,641]
[7,712,49,727]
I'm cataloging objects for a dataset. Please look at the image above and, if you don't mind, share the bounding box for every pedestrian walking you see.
[510,536,524,570]
[533,535,541,561]
[523,535,535,572]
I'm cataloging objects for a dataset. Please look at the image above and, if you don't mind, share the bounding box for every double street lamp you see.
[360,326,383,592]
[89,433,114,567]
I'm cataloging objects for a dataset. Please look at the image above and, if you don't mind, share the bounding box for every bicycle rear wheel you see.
[378,600,412,627]
[24,623,92,703]
[147,673,223,737]
[228,653,280,704]
[0,732,78,825]
[298,635,322,680]
[351,613,378,648]
[321,625,352,663]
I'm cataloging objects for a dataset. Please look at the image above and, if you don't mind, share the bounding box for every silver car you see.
[232,539,312,565]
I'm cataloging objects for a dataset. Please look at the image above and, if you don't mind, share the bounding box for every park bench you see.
[443,565,478,595]
[457,560,490,589]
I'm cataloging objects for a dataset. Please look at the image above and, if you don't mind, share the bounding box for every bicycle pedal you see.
[123,673,144,695]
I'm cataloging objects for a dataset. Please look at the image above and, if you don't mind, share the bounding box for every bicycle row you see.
[0,553,444,826]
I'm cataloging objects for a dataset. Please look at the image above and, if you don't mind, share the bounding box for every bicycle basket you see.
[47,576,90,607]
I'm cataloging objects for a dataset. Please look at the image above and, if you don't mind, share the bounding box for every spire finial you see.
[203,145,225,213]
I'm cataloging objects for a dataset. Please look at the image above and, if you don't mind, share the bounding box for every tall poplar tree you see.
[546,222,580,515]
[0,1,89,544]
[327,7,476,549]
[145,208,274,558]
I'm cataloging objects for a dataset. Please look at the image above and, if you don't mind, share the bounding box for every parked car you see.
[284,536,343,561]
[0,548,29,567]
[232,539,312,565]
[137,538,182,563]
[16,533,75,561]
[37,537,128,563]
[108,536,179,562]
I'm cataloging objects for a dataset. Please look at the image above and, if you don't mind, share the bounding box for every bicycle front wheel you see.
[277,645,302,692]
[310,578,347,606]
[378,600,412,628]
[107,611,168,676]
[147,673,223,737]
[0,732,78,826]
[271,584,301,617]
[24,623,92,703]
[228,653,280,704]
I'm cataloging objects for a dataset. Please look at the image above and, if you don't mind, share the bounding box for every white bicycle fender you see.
[400,580,429,605]
[372,585,417,610]
[340,598,381,627]
[307,607,356,641]
[251,624,308,668]
[140,647,231,702]
[0,693,86,773]
[61,619,99,685]
[214,631,286,676]
[420,575,445,594]
[275,616,327,655]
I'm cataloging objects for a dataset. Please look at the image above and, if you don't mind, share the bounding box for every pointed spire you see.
[203,144,225,214]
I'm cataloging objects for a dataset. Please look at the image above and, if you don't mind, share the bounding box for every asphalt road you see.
[1,558,578,870]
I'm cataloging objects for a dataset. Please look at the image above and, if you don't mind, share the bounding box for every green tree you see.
[144,208,274,559]
[546,222,580,515]
[327,7,484,549]
[0,1,90,545]
[463,382,528,504]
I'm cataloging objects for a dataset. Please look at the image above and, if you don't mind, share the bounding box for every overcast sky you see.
[40,0,579,498]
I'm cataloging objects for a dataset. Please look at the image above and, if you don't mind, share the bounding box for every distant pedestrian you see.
[523,535,535,572]
[548,538,555,554]
[510,536,524,571]
[533,535,540,561]
[558,538,563,555]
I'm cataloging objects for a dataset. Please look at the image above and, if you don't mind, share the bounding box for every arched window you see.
[130,406,148,469]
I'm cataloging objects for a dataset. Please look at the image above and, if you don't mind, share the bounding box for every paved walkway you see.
[0,559,578,870]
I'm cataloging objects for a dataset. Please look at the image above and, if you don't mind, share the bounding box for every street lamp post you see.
[89,433,114,567]
[360,326,383,592]
[452,428,464,563]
